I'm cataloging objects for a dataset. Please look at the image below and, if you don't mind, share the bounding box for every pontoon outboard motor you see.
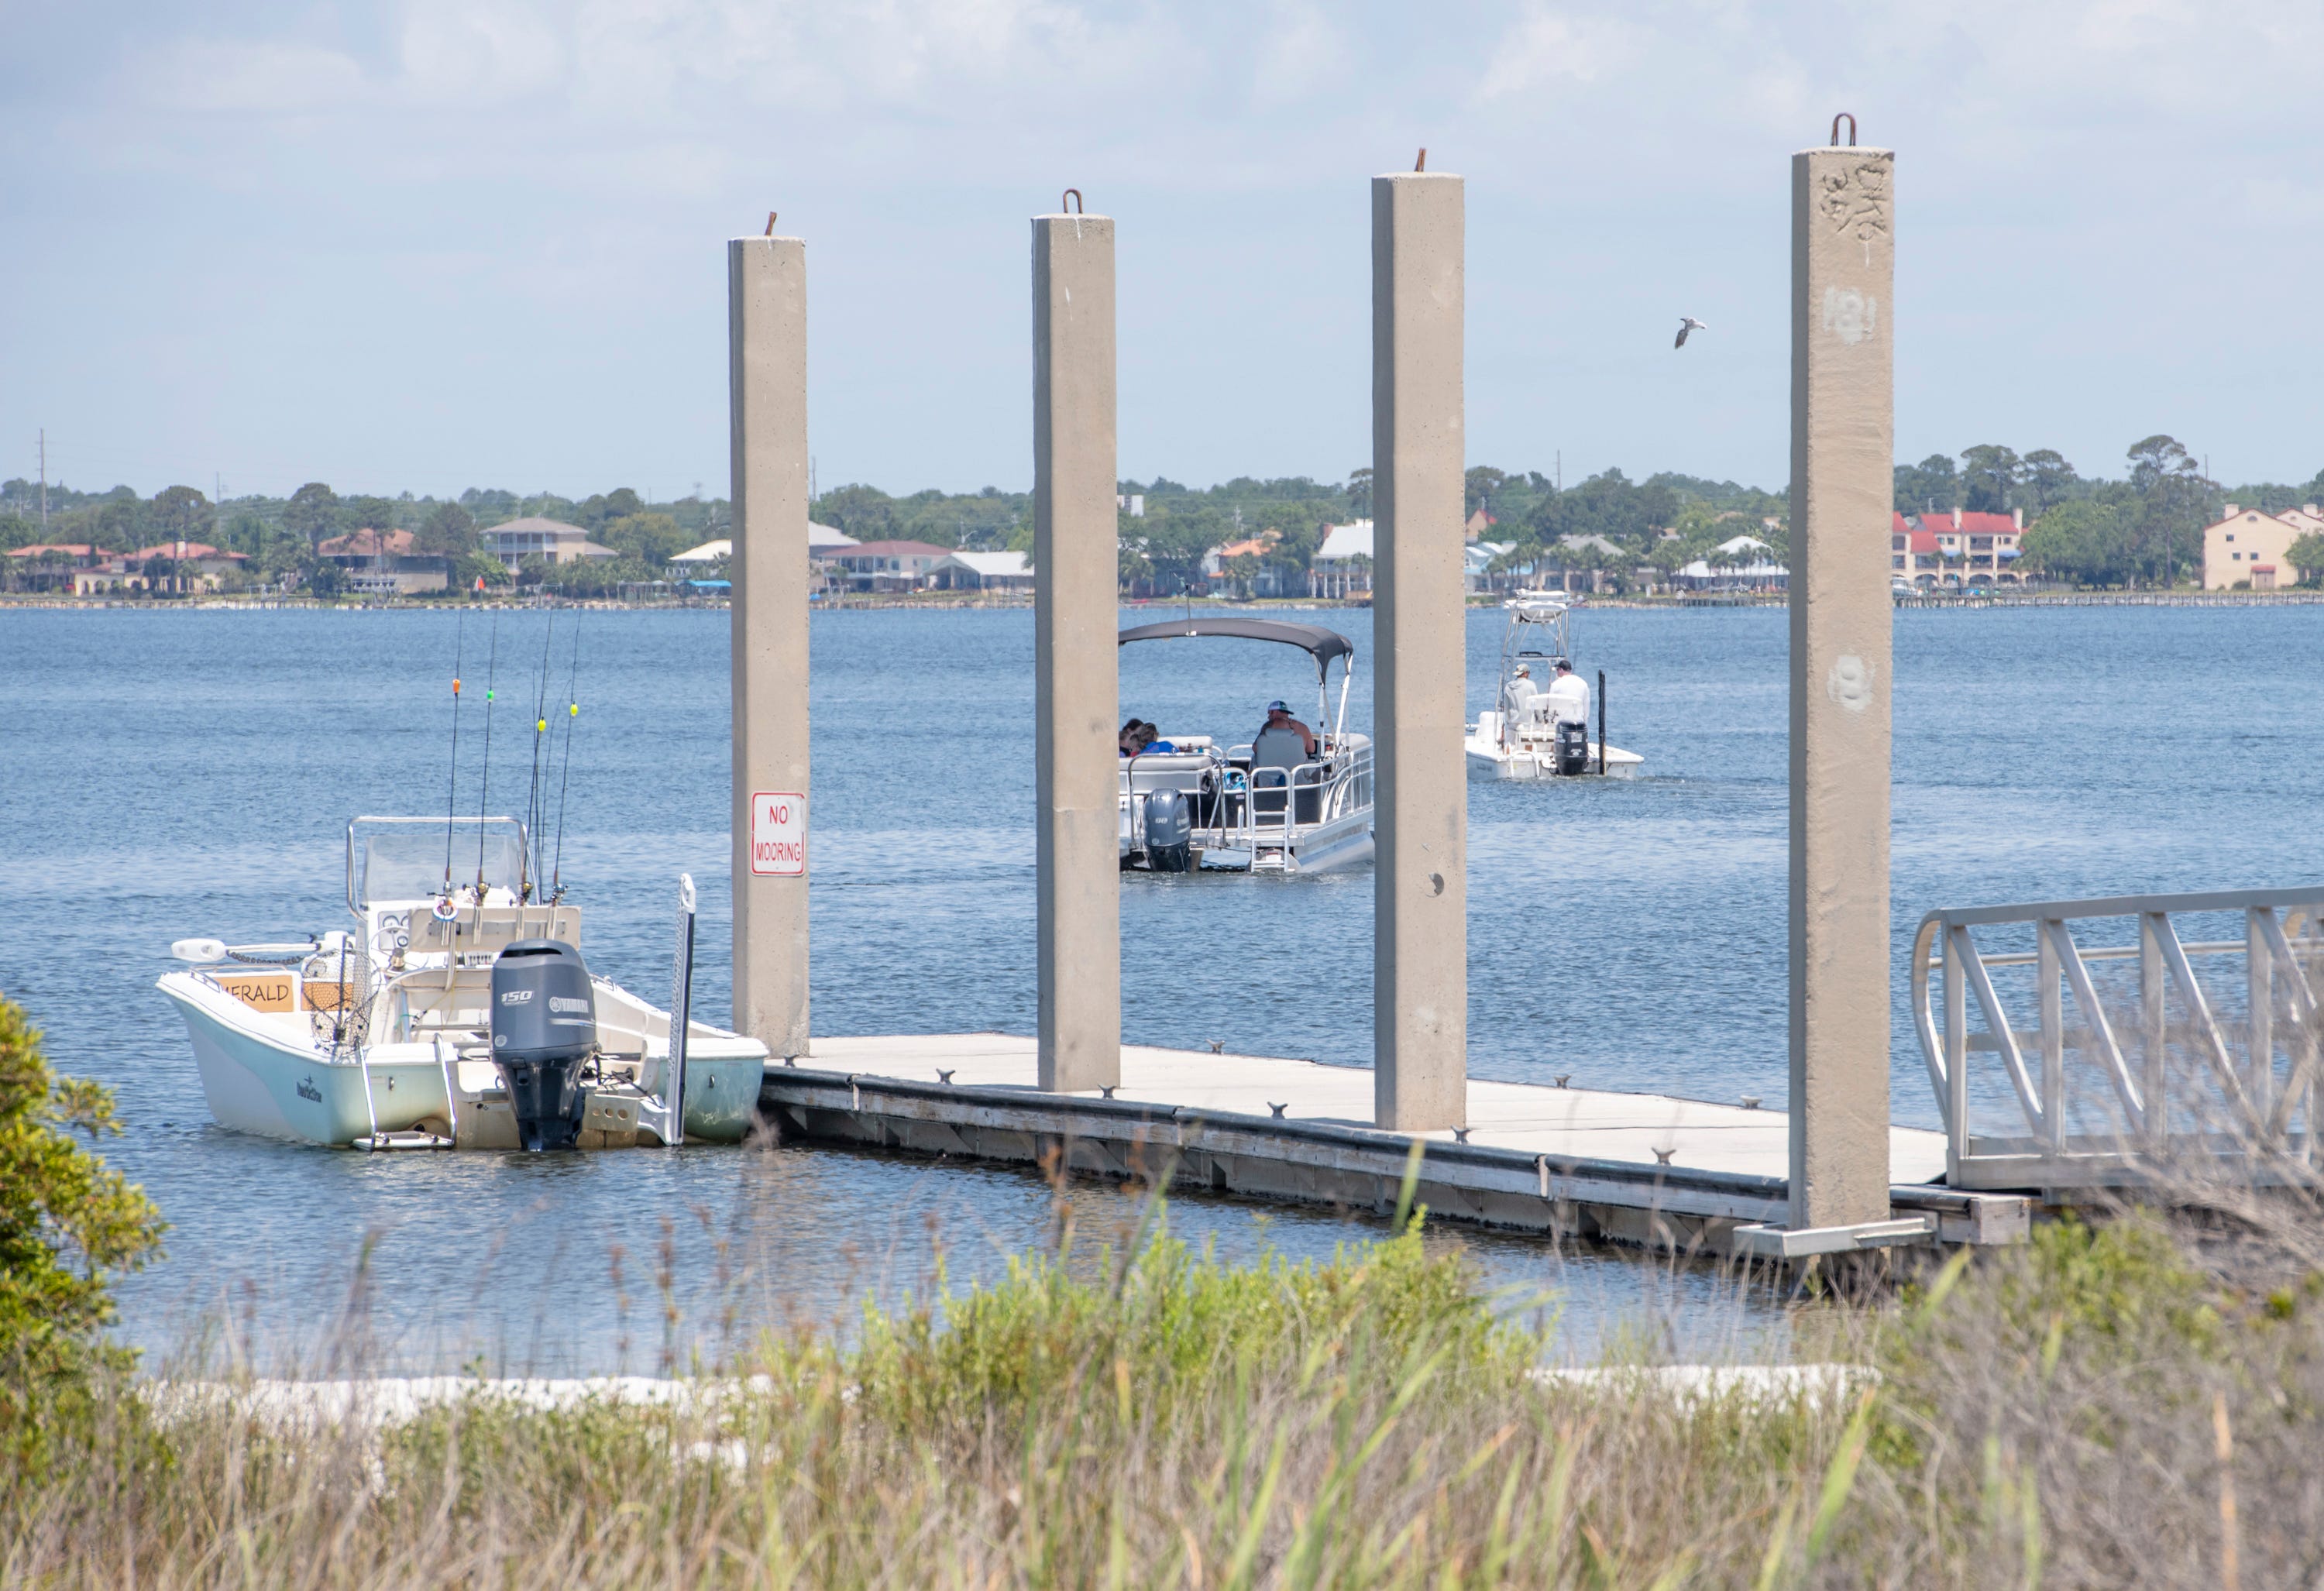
[489,939,596,1151]
[1555,719,1590,776]
[1143,789,1195,873]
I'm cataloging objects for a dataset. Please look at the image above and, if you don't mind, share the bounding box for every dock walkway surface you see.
[759,1035,2029,1256]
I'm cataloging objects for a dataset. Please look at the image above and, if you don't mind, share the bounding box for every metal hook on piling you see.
[1061,187,1082,215]
[1414,146,1427,172]
[1830,112,1856,147]
[765,211,778,237]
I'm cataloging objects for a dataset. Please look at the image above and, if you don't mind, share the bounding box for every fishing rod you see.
[441,614,466,895]
[550,616,581,903]
[474,614,499,897]
[524,617,554,900]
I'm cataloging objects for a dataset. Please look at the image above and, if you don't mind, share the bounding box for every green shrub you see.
[0,995,167,1466]
[841,1217,1529,1438]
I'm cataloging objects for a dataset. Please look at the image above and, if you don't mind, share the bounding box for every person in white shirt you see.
[1544,659,1591,726]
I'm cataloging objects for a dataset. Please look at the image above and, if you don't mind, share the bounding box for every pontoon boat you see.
[1116,618,1373,874]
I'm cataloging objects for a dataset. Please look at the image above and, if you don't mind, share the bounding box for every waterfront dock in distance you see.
[758,1036,2030,1256]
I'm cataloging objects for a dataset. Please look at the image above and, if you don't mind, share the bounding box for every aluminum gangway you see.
[1913,885,2324,1191]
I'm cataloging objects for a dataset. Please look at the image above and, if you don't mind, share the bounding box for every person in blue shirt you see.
[1131,723,1177,755]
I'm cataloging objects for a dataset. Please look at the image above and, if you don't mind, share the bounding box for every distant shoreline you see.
[2,589,2319,614]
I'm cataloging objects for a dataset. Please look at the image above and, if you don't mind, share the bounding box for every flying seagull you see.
[1674,316,1708,349]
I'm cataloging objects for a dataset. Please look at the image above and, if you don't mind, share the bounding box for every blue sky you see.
[7,1,2322,501]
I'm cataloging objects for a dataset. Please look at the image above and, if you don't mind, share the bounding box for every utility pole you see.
[38,429,48,532]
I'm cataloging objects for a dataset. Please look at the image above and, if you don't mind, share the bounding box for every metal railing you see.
[1913,886,2324,1189]
[1120,741,1372,868]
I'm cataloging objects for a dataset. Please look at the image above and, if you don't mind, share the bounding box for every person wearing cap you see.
[1254,698,1317,760]
[1502,661,1539,724]
[1544,658,1591,726]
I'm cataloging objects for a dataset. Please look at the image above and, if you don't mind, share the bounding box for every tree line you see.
[1899,435,2324,588]
[0,480,728,596]
[8,432,2322,597]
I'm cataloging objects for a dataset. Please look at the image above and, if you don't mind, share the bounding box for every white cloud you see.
[1476,5,1638,101]
[27,0,2324,494]
[129,39,372,115]
[1250,0,1352,107]
[400,0,569,101]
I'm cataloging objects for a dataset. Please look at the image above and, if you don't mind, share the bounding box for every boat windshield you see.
[348,816,528,909]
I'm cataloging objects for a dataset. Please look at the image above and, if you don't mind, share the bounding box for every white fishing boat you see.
[1464,596,1645,779]
[1116,618,1373,874]
[157,816,767,1150]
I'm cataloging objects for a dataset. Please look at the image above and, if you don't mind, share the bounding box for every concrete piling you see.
[1032,206,1121,1093]
[728,233,812,1060]
[1370,169,1467,1132]
[1787,137,1896,1228]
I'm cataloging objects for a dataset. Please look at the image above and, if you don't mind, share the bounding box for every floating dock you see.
[758,1036,2030,1256]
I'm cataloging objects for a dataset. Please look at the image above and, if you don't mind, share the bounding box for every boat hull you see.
[161,973,766,1149]
[164,974,437,1145]
[1464,734,1644,780]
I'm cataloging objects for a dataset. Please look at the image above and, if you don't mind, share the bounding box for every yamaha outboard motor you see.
[1143,789,1195,873]
[1555,719,1590,776]
[490,939,596,1151]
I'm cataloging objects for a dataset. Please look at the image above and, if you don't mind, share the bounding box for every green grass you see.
[9,1199,2324,1587]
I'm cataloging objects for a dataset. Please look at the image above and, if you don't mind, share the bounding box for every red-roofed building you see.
[317,528,416,560]
[5,542,101,593]
[1892,507,2024,586]
[115,540,249,595]
[1889,513,1941,582]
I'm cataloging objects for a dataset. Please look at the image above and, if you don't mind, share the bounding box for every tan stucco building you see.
[2202,504,2307,590]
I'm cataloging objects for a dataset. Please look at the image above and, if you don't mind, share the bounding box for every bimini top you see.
[1116,617,1355,667]
[1507,596,1571,620]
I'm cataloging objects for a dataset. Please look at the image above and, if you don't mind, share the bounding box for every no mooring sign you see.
[749,791,807,876]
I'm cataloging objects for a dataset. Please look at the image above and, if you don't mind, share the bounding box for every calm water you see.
[2,601,2317,1370]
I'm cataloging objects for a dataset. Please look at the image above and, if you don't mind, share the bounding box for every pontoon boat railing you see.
[1120,741,1372,867]
[1913,886,2324,1189]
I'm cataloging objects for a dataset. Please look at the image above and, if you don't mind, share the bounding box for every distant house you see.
[1204,532,1289,598]
[2202,503,2309,591]
[1310,521,1373,598]
[828,539,951,592]
[7,543,100,593]
[670,523,858,567]
[1678,534,1788,590]
[1890,512,1942,582]
[1465,509,1497,542]
[1923,509,2023,585]
[480,517,619,566]
[927,551,1034,593]
[318,527,446,595]
[1466,539,1516,593]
